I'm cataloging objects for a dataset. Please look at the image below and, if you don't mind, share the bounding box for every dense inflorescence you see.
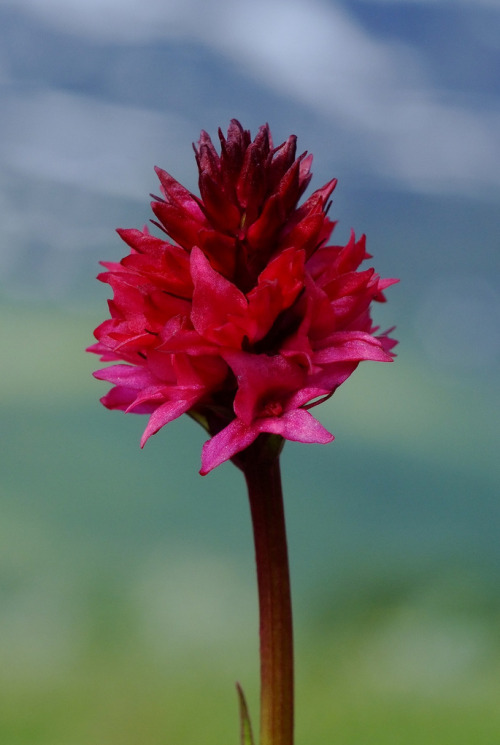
[89,120,397,473]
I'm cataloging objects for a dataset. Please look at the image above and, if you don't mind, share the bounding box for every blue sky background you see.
[1,0,499,384]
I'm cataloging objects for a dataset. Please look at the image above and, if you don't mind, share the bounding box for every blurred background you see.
[1,0,499,743]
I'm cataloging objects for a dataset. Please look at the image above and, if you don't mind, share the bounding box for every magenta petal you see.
[190,247,248,345]
[257,409,334,444]
[140,397,198,447]
[286,387,331,410]
[200,419,259,475]
[312,331,394,364]
[378,277,400,292]
[100,386,143,412]
[125,386,168,412]
[309,362,359,392]
[93,364,153,387]
[246,247,305,341]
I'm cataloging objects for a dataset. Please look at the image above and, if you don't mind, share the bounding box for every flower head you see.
[89,120,397,474]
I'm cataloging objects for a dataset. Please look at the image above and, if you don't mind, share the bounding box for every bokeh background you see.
[1,0,500,743]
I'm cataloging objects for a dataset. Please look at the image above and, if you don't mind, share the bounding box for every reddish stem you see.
[243,452,294,745]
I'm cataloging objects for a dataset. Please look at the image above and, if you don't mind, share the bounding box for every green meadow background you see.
[2,296,499,745]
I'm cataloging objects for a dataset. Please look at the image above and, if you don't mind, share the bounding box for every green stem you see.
[243,451,294,745]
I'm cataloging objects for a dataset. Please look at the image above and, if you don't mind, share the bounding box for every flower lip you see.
[262,400,284,417]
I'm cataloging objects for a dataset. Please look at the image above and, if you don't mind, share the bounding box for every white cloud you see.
[4,0,500,197]
[4,0,207,42]
[0,90,194,199]
[357,0,500,6]
[215,0,500,196]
